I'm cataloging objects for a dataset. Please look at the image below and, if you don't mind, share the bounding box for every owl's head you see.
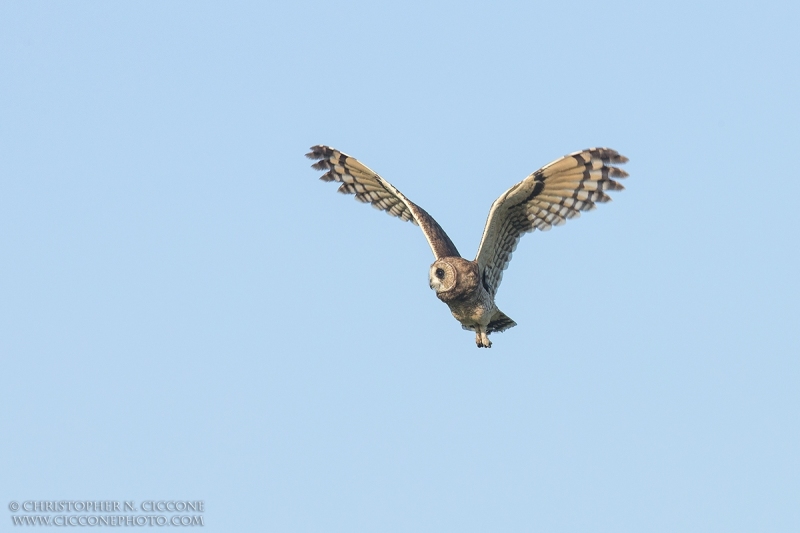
[429,257,479,302]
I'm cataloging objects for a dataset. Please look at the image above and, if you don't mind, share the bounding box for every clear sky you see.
[1,1,799,531]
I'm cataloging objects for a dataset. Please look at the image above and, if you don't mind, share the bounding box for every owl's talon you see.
[477,331,492,348]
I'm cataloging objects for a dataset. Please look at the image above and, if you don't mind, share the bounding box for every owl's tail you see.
[487,309,517,334]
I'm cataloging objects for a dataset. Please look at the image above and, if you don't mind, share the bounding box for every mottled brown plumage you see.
[306,145,628,348]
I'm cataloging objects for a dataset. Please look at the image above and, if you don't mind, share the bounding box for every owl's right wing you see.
[307,145,461,259]
[474,148,628,298]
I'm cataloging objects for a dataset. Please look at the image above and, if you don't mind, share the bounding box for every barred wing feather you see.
[474,148,628,297]
[306,145,461,259]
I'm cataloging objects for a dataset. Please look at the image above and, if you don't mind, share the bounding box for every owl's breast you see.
[445,287,496,329]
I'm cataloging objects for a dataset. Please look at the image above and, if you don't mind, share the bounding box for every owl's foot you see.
[475,330,492,348]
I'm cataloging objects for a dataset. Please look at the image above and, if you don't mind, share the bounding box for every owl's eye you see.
[435,268,445,279]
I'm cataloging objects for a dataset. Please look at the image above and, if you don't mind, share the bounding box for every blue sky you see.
[1,1,799,531]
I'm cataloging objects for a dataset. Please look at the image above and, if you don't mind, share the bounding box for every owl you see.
[307,145,628,348]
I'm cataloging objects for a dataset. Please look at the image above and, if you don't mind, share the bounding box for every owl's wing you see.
[307,145,461,259]
[474,148,628,297]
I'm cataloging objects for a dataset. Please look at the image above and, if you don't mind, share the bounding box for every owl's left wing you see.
[307,145,461,259]
[474,148,628,298]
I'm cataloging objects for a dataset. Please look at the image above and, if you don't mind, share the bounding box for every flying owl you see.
[307,145,628,348]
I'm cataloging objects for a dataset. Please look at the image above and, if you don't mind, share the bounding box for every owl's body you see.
[307,145,628,348]
[429,257,513,347]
